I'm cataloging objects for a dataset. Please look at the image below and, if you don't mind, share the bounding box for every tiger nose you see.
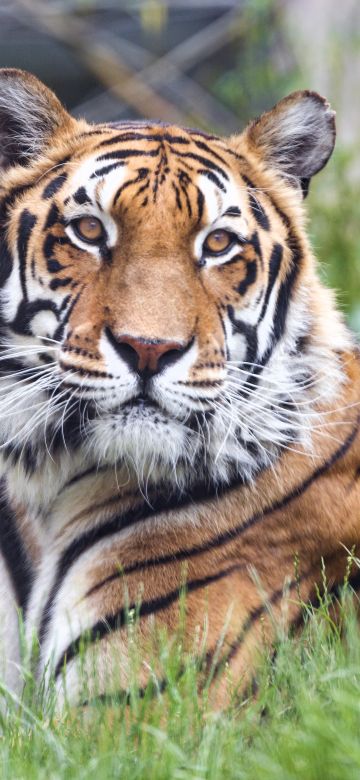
[105,329,193,377]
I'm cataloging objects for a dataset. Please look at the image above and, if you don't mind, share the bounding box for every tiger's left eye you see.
[72,216,104,244]
[203,229,234,255]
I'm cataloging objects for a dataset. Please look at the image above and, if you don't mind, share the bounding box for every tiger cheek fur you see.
[0,69,358,708]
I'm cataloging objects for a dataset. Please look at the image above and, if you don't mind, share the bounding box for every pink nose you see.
[118,336,185,374]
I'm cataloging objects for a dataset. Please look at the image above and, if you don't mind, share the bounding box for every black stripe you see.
[237,260,257,296]
[47,259,66,274]
[0,157,70,221]
[249,230,300,374]
[113,417,360,584]
[258,243,283,322]
[179,181,192,217]
[97,148,160,162]
[54,288,83,341]
[73,187,91,206]
[82,562,360,707]
[263,188,291,230]
[208,575,304,682]
[186,128,221,142]
[43,234,70,261]
[97,132,190,148]
[197,169,226,192]
[243,173,286,233]
[249,230,263,268]
[90,162,125,179]
[113,168,149,205]
[0,482,32,610]
[40,414,360,651]
[218,253,244,269]
[172,183,182,211]
[193,139,228,165]
[0,234,13,286]
[81,678,168,707]
[42,173,68,200]
[10,298,60,336]
[54,564,243,678]
[76,128,115,138]
[223,148,248,164]
[268,234,300,354]
[64,464,119,490]
[228,305,258,364]
[58,360,112,379]
[44,203,62,231]
[176,151,229,179]
[247,192,270,231]
[49,277,73,290]
[224,206,241,217]
[17,210,37,301]
[196,188,205,223]
[216,558,360,680]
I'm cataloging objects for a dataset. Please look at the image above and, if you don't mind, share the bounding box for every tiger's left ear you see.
[242,90,336,197]
[0,68,74,169]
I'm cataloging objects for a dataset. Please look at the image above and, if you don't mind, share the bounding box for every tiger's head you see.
[0,69,349,501]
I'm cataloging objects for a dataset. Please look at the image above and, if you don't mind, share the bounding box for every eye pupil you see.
[203,229,233,255]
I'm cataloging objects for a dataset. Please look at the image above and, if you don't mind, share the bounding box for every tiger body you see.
[0,70,359,706]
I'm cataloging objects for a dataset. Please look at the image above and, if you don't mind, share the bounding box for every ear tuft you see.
[245,90,336,194]
[0,69,71,169]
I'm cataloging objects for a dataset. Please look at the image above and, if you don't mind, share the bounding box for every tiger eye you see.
[203,229,233,255]
[74,216,104,243]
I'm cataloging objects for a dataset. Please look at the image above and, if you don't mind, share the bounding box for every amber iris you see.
[74,216,104,243]
[203,229,234,255]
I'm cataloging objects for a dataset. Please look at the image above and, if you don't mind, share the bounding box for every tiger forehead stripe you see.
[96,132,191,147]
[90,162,125,179]
[90,133,230,181]
[96,129,229,166]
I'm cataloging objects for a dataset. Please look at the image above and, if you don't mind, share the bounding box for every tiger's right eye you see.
[203,229,235,256]
[72,216,105,244]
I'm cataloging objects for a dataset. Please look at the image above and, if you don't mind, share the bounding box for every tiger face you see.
[0,70,343,494]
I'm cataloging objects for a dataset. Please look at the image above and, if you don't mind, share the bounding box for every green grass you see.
[2,583,360,779]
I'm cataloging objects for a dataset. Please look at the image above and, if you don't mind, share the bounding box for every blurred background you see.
[0,0,359,331]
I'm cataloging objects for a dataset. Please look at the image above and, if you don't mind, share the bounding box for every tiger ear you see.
[243,90,336,197]
[0,69,73,169]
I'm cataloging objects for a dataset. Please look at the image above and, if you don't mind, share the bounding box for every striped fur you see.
[0,70,359,707]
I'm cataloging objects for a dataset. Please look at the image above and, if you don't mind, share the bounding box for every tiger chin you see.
[0,68,358,709]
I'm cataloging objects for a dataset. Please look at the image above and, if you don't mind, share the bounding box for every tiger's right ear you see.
[0,69,73,169]
[240,90,336,197]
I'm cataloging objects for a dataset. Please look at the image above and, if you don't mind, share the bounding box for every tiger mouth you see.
[122,396,161,412]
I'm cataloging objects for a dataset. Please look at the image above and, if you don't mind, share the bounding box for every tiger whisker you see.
[225,362,333,390]
[214,395,346,450]
[224,384,360,422]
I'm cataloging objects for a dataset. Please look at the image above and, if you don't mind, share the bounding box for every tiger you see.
[0,67,359,709]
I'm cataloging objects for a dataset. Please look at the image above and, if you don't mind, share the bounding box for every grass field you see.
[2,576,360,779]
